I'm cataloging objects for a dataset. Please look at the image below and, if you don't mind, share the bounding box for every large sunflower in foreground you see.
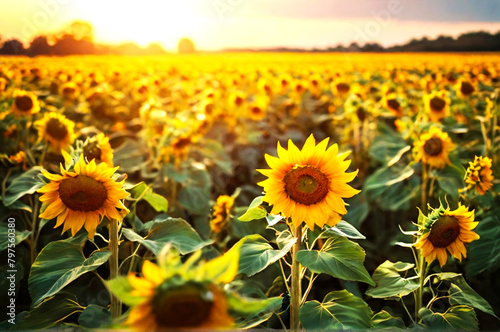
[34,112,75,150]
[126,261,234,330]
[414,127,454,169]
[414,203,479,266]
[11,90,40,117]
[38,156,129,238]
[464,155,494,195]
[258,134,360,230]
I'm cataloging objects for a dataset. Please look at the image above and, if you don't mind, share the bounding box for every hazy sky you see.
[1,0,499,50]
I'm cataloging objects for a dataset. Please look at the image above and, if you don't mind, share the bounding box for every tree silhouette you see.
[0,39,25,55]
[27,36,52,56]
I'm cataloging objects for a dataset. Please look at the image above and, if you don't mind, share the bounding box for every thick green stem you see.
[291,225,302,331]
[109,219,121,319]
[415,251,426,322]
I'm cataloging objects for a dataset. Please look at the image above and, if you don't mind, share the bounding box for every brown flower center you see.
[46,118,69,140]
[15,95,34,112]
[153,283,213,328]
[251,106,262,115]
[356,106,367,121]
[234,96,244,107]
[204,103,214,115]
[428,215,460,248]
[460,82,474,96]
[83,142,102,163]
[172,137,191,150]
[62,87,76,96]
[423,136,443,157]
[387,99,400,111]
[59,175,107,212]
[284,166,329,205]
[336,82,350,94]
[430,97,446,112]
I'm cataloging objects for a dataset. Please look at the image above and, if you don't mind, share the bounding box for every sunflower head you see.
[258,134,360,230]
[248,95,269,121]
[382,93,403,117]
[82,133,114,167]
[413,127,454,169]
[11,90,40,117]
[423,91,450,122]
[210,195,235,234]
[38,156,129,238]
[60,81,80,100]
[454,79,475,98]
[414,203,479,266]
[464,155,494,195]
[121,249,239,330]
[34,112,75,150]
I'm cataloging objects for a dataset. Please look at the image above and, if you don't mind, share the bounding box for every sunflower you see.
[258,134,360,230]
[413,127,454,169]
[248,95,269,121]
[38,156,129,238]
[126,261,234,330]
[381,93,403,117]
[8,151,25,164]
[11,90,40,117]
[423,90,450,122]
[414,203,479,266]
[34,112,75,150]
[59,81,80,100]
[210,195,235,234]
[82,133,114,167]
[464,156,494,195]
[454,79,475,98]
[0,77,7,92]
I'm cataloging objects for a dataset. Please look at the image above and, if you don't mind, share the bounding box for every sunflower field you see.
[1,52,499,330]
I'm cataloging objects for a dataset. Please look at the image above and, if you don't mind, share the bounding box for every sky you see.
[0,0,499,51]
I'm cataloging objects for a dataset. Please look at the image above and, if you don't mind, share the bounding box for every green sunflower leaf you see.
[370,310,406,329]
[238,196,267,222]
[29,241,111,306]
[300,290,372,330]
[366,260,418,298]
[3,166,44,207]
[447,275,498,318]
[296,235,375,286]
[14,293,83,329]
[0,222,31,252]
[78,305,111,328]
[420,306,478,330]
[229,234,295,276]
[128,182,168,213]
[121,218,213,255]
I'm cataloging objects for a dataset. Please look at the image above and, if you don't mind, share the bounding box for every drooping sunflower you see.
[11,90,40,117]
[413,127,454,169]
[210,195,235,234]
[423,90,450,122]
[464,155,494,195]
[35,112,75,150]
[414,203,479,266]
[38,156,129,238]
[126,261,234,330]
[82,133,114,167]
[258,134,360,230]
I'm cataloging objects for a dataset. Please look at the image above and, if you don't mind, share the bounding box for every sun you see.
[73,1,207,48]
